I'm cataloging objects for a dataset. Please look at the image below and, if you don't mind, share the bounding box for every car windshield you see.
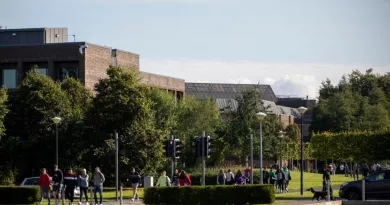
[24,178,39,185]
[366,172,385,181]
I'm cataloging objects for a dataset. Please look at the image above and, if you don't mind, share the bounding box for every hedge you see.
[0,186,40,204]
[189,172,261,185]
[144,185,275,205]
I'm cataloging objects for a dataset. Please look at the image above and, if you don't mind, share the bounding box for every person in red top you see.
[38,168,51,205]
[178,170,192,186]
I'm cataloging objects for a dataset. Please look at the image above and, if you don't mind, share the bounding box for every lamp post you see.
[51,117,62,166]
[297,106,307,195]
[255,112,267,184]
[278,131,284,169]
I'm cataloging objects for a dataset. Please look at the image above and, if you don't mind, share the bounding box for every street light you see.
[52,117,62,166]
[278,131,284,169]
[255,112,267,184]
[297,106,307,195]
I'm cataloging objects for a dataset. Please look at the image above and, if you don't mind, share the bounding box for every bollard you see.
[327,180,330,201]
[90,186,94,203]
[120,186,123,205]
[362,179,365,201]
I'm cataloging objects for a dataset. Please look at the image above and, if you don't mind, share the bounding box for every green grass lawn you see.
[287,171,352,190]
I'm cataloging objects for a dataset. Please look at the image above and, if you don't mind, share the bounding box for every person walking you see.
[52,165,64,205]
[217,169,226,185]
[244,167,251,184]
[64,168,78,205]
[93,167,105,205]
[38,168,51,205]
[362,162,369,178]
[172,169,180,186]
[226,169,235,185]
[262,167,269,184]
[178,170,192,186]
[283,167,291,192]
[322,165,334,200]
[276,168,285,193]
[78,169,89,205]
[235,170,245,185]
[269,168,276,186]
[156,171,171,187]
[130,167,141,201]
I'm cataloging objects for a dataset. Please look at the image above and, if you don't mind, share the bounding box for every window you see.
[36,68,47,76]
[24,178,39,186]
[60,67,78,80]
[3,69,17,88]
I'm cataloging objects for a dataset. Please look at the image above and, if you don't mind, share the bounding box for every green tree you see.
[85,66,166,179]
[4,70,72,179]
[174,96,221,167]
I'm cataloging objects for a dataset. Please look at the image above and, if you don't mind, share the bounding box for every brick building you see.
[0,27,184,99]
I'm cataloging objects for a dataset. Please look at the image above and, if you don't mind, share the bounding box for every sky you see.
[1,0,389,98]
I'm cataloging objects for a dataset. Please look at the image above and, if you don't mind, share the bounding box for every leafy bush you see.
[144,185,275,205]
[0,186,40,204]
[0,169,16,186]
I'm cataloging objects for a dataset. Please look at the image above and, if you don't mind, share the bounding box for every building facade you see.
[0,27,185,98]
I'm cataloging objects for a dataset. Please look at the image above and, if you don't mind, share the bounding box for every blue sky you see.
[1,0,389,97]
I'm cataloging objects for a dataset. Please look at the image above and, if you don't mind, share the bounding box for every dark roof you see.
[185,83,277,102]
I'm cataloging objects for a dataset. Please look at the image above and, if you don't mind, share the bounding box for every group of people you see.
[155,169,192,187]
[38,165,105,205]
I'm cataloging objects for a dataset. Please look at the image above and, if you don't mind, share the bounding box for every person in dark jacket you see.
[78,169,89,205]
[172,169,180,186]
[276,168,286,193]
[217,169,226,185]
[130,167,141,201]
[235,170,245,185]
[53,165,64,205]
[263,167,269,184]
[64,168,78,205]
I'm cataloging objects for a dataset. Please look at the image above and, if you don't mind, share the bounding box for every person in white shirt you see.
[226,169,235,185]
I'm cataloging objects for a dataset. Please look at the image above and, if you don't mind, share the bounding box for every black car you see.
[339,168,390,200]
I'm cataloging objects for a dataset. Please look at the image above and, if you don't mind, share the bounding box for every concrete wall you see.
[84,43,112,90]
[113,49,140,70]
[140,71,185,92]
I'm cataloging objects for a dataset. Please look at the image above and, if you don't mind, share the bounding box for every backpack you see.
[277,172,283,180]
[218,175,224,184]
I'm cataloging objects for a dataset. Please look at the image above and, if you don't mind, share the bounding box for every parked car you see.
[339,168,390,200]
[21,177,80,198]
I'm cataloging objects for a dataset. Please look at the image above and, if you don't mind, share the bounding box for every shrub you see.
[144,184,275,205]
[0,186,40,204]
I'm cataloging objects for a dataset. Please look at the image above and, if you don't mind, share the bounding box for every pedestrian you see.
[322,165,334,200]
[53,165,64,205]
[156,171,171,187]
[130,167,141,201]
[283,167,291,192]
[179,170,192,186]
[235,170,245,185]
[172,169,180,186]
[38,168,51,205]
[78,168,89,205]
[64,168,77,205]
[269,168,276,186]
[244,167,251,184]
[262,167,269,184]
[362,162,369,178]
[217,169,226,185]
[226,169,235,185]
[93,167,105,205]
[276,168,285,193]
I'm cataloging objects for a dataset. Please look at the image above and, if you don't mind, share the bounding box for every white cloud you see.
[140,59,390,98]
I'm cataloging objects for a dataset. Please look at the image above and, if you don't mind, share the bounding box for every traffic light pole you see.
[202,131,206,186]
[171,135,175,180]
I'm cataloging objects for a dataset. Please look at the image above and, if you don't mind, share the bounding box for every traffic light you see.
[163,139,173,157]
[194,137,202,157]
[205,136,214,158]
[173,139,181,159]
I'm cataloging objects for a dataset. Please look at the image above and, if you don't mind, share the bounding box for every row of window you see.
[2,67,78,89]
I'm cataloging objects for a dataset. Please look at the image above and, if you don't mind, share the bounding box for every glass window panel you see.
[3,69,17,88]
[37,68,47,76]
[61,67,78,80]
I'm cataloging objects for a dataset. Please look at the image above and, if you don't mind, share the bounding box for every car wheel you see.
[347,190,361,200]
